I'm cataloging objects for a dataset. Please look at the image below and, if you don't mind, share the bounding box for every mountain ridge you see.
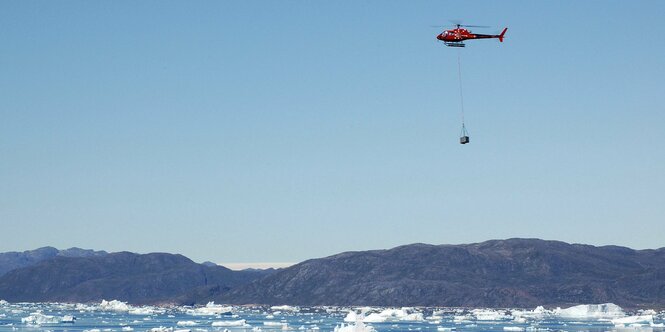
[0,246,108,277]
[214,238,665,308]
[1,239,664,308]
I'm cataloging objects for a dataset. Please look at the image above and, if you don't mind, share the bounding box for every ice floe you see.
[612,315,654,327]
[21,312,61,325]
[555,303,625,319]
[61,315,76,323]
[333,322,376,332]
[186,302,233,316]
[350,308,424,323]
[271,305,299,312]
[211,319,249,327]
[176,321,198,326]
[472,309,511,321]
[98,300,131,312]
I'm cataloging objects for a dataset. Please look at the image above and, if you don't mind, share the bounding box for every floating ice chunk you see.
[512,317,527,324]
[472,309,510,321]
[344,311,358,323]
[264,321,289,330]
[21,312,61,325]
[612,315,653,326]
[360,308,424,323]
[99,300,131,312]
[271,305,299,312]
[0,300,8,306]
[174,329,191,332]
[84,329,101,332]
[640,310,658,316]
[211,320,248,327]
[177,321,198,326]
[149,327,173,332]
[503,327,525,331]
[555,303,625,319]
[186,302,233,316]
[437,328,454,332]
[512,306,552,321]
[122,327,134,331]
[61,315,76,323]
[129,308,154,315]
[362,313,386,323]
[333,323,376,332]
[266,315,275,319]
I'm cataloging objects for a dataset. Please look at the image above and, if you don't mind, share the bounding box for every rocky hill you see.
[0,246,107,277]
[217,239,665,308]
[0,251,268,304]
[2,239,664,308]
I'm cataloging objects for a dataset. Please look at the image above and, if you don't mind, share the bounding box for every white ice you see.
[21,312,61,325]
[612,315,654,327]
[177,321,198,326]
[98,300,132,312]
[211,319,248,327]
[555,303,625,319]
[359,308,424,323]
[333,323,376,332]
[472,309,511,321]
[271,305,299,312]
[186,302,233,316]
[61,315,76,323]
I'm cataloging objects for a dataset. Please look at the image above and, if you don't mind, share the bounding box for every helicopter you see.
[437,24,507,47]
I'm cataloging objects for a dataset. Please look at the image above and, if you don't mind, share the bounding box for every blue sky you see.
[1,1,664,264]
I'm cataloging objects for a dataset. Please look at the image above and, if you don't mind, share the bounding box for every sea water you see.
[0,301,663,332]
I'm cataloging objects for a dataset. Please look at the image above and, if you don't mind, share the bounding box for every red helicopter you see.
[437,24,507,47]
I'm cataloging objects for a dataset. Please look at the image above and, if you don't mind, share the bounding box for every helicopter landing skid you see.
[444,42,465,47]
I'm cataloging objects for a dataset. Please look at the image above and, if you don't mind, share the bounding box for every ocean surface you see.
[0,301,663,332]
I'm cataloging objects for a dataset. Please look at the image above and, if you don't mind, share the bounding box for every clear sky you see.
[1,1,664,265]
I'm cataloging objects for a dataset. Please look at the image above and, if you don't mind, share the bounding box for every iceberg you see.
[472,309,511,321]
[555,303,625,319]
[177,321,198,326]
[611,315,654,327]
[149,327,172,332]
[512,306,551,320]
[271,305,299,312]
[128,306,160,315]
[0,300,8,305]
[503,327,525,331]
[21,312,61,325]
[61,315,76,323]
[360,308,424,323]
[211,319,248,327]
[121,327,134,331]
[186,302,233,316]
[99,300,131,312]
[333,323,376,332]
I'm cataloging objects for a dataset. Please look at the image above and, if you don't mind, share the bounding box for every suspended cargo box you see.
[460,136,470,144]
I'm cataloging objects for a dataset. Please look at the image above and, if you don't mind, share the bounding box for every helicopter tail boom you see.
[498,28,507,42]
